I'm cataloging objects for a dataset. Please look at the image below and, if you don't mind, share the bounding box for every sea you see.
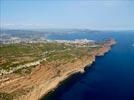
[42,31,134,100]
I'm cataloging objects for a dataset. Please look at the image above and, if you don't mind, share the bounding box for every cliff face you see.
[17,56,95,100]
[0,39,116,100]
[20,41,116,100]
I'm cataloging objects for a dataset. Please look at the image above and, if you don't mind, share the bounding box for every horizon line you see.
[1,27,134,32]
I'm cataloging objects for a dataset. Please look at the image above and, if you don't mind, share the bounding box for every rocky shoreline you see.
[26,40,116,100]
[0,39,116,100]
[39,39,116,100]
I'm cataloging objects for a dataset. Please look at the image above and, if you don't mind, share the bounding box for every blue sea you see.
[43,31,134,100]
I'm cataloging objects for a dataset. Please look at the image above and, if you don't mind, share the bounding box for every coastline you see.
[39,58,95,99]
[39,40,116,100]
[19,56,96,100]
[39,47,115,100]
[0,39,116,100]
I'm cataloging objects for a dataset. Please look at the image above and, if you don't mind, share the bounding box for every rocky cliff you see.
[0,39,116,100]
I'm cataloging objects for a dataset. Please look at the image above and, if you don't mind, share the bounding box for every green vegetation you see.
[0,43,68,68]
[0,42,102,75]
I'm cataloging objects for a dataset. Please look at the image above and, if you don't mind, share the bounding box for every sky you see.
[0,0,134,30]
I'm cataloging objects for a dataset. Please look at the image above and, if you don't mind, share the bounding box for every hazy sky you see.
[0,0,134,30]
